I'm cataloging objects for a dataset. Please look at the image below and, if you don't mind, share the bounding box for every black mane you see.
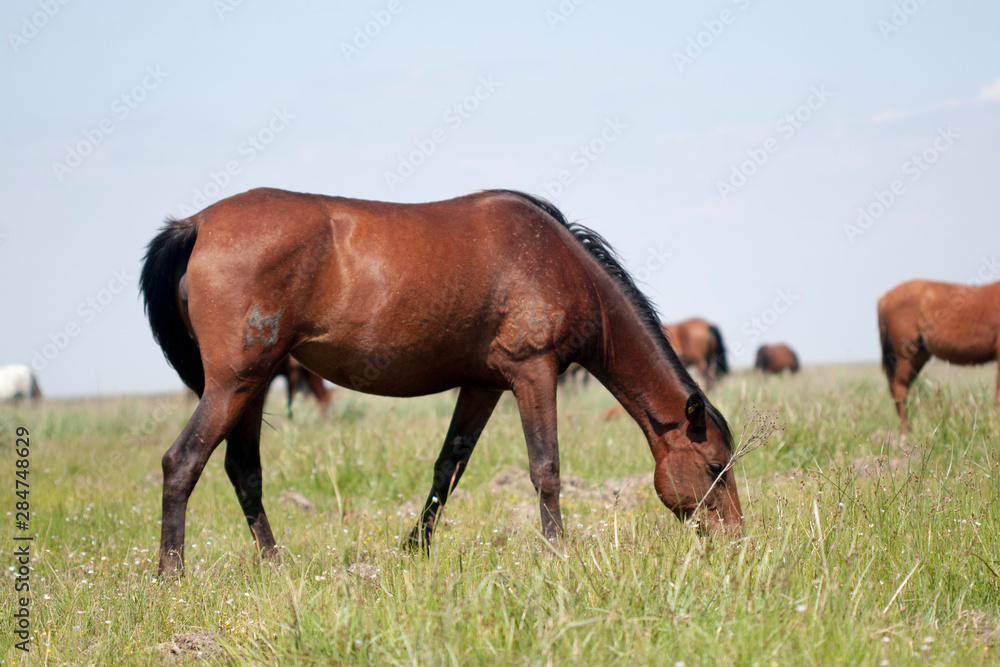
[490,189,733,448]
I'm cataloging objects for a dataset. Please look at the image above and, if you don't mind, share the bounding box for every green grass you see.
[3,361,1000,665]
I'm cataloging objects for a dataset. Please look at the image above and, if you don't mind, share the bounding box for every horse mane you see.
[489,189,733,448]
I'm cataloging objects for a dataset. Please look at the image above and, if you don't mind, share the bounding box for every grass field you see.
[2,361,1000,665]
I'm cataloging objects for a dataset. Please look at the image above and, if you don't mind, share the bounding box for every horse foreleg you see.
[224,389,279,563]
[405,387,502,553]
[511,361,563,543]
[159,384,264,575]
[286,368,296,418]
[696,359,713,390]
[994,353,1000,408]
[306,372,331,415]
[890,344,930,436]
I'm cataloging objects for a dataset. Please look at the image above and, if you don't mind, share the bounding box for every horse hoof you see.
[401,529,431,556]
[157,563,183,580]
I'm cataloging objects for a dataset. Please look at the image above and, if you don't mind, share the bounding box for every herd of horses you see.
[6,188,995,575]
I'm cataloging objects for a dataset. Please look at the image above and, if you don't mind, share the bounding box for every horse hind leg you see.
[405,387,502,553]
[224,388,279,562]
[159,375,271,574]
[994,349,1000,408]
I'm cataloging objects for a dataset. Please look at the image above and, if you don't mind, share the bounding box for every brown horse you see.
[878,279,1000,433]
[141,188,741,574]
[754,344,799,374]
[662,318,728,389]
[269,355,332,416]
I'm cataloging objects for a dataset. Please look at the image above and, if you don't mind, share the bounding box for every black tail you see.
[140,218,204,396]
[708,324,728,376]
[878,299,896,382]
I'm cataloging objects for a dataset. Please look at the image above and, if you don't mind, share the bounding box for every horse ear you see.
[685,394,706,428]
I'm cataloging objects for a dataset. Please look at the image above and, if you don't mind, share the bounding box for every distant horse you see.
[269,355,332,416]
[0,365,41,403]
[663,318,728,389]
[878,279,1000,433]
[141,188,741,574]
[754,344,800,374]
[557,362,590,387]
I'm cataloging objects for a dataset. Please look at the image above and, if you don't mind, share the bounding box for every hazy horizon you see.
[2,1,998,397]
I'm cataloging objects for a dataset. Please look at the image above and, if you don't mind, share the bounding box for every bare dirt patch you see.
[157,632,219,659]
[486,466,653,515]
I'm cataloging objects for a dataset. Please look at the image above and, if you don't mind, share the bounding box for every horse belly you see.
[924,339,995,366]
[291,335,505,397]
[921,301,998,365]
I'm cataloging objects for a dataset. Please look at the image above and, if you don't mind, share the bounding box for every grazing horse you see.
[0,365,41,403]
[269,355,332,416]
[141,188,741,574]
[754,344,800,374]
[663,318,728,389]
[878,279,1000,433]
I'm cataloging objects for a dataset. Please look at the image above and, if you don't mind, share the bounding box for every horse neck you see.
[586,296,692,445]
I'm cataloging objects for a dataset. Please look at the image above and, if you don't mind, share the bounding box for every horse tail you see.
[140,218,204,396]
[877,297,896,382]
[708,324,728,376]
[29,374,41,401]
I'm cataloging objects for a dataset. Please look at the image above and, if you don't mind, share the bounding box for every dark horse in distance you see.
[141,188,742,574]
[663,318,729,389]
[879,278,1000,433]
[755,344,800,374]
[269,355,332,416]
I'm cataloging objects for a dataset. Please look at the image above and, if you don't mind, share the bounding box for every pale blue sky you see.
[2,0,998,396]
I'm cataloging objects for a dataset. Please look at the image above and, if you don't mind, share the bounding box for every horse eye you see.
[708,463,725,477]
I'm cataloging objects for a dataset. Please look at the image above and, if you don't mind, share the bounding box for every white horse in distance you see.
[0,365,41,402]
